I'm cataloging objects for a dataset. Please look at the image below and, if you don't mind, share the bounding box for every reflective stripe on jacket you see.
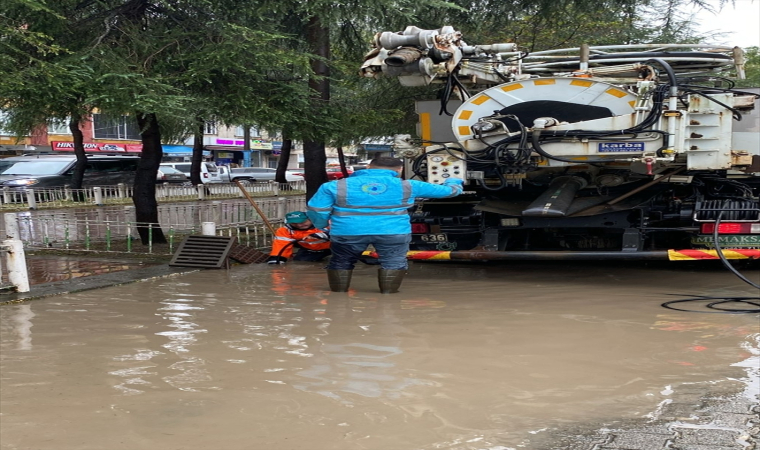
[306,168,462,236]
[269,225,330,259]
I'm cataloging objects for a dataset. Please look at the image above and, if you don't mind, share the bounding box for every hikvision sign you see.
[52,141,143,152]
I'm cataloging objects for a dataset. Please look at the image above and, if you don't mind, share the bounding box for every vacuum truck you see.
[360,26,760,262]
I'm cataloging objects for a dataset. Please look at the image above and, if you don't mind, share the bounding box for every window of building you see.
[235,126,260,137]
[0,111,12,136]
[92,114,141,140]
[47,119,72,135]
[204,121,217,135]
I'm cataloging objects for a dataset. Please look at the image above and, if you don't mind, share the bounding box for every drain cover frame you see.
[170,235,237,269]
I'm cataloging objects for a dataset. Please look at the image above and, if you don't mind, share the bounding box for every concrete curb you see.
[0,264,200,305]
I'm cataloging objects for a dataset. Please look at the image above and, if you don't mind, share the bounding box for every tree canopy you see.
[1,0,755,230]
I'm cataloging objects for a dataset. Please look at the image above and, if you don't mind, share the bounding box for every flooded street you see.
[1,261,758,450]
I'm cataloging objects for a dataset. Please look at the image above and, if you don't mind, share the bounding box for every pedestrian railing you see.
[0,180,306,211]
[3,196,306,255]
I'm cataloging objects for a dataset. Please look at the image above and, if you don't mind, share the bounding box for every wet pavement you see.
[0,259,758,450]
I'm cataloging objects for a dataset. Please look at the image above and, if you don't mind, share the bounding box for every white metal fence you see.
[3,196,307,255]
[0,180,306,210]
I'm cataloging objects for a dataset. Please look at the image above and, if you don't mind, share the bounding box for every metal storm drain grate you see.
[170,235,237,268]
[228,244,270,264]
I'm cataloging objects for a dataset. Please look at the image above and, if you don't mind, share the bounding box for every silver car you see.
[229,167,304,182]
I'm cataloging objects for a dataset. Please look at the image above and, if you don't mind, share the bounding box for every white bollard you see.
[4,213,19,239]
[25,189,36,210]
[3,239,30,293]
[93,186,103,206]
[201,222,216,236]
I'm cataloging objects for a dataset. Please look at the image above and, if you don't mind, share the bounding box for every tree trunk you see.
[275,138,293,183]
[304,15,330,200]
[243,125,252,166]
[68,114,87,199]
[303,141,327,200]
[191,117,204,186]
[134,112,167,244]
[337,146,348,177]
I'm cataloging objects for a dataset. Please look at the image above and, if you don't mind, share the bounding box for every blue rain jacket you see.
[306,169,463,236]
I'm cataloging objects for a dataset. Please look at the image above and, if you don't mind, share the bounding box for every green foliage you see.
[736,47,760,88]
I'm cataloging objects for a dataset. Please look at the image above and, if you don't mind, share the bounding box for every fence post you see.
[25,189,37,210]
[117,183,126,199]
[2,187,10,204]
[277,197,287,220]
[2,239,30,293]
[93,187,103,206]
[64,186,73,201]
[197,184,206,201]
[4,213,19,239]
[212,201,222,225]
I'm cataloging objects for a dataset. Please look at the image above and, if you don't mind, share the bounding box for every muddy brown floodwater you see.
[1,261,758,450]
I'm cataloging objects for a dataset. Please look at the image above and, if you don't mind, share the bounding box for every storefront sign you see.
[52,141,142,152]
[214,138,273,149]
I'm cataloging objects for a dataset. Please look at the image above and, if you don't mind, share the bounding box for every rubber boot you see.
[327,269,352,292]
[378,269,406,294]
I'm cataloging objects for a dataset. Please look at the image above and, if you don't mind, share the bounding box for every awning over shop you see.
[162,145,209,157]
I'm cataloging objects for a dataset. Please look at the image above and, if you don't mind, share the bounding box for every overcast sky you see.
[686,0,760,47]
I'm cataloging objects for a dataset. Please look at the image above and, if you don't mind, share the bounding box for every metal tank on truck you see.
[359,26,760,262]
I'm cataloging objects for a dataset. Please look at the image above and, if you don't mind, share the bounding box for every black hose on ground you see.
[712,200,760,289]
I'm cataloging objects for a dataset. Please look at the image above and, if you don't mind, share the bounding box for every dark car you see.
[0,154,139,189]
[156,166,189,184]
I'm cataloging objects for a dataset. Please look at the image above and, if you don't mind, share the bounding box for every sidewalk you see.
[0,256,198,305]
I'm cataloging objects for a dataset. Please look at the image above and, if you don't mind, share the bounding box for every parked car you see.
[156,166,189,184]
[326,166,354,180]
[0,154,139,189]
[229,167,304,182]
[159,162,221,184]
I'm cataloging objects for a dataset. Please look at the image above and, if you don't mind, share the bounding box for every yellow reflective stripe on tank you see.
[458,110,473,120]
[605,88,628,98]
[570,80,594,87]
[471,95,491,105]
[458,125,471,136]
[501,83,523,92]
[534,79,556,85]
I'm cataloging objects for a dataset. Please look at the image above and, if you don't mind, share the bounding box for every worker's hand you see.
[443,178,464,186]
[266,256,287,265]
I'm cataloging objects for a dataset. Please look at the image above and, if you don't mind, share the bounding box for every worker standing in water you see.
[306,157,463,293]
[267,211,331,264]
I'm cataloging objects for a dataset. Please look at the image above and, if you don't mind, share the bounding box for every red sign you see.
[51,141,143,153]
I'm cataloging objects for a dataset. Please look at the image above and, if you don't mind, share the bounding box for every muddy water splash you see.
[1,261,758,449]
